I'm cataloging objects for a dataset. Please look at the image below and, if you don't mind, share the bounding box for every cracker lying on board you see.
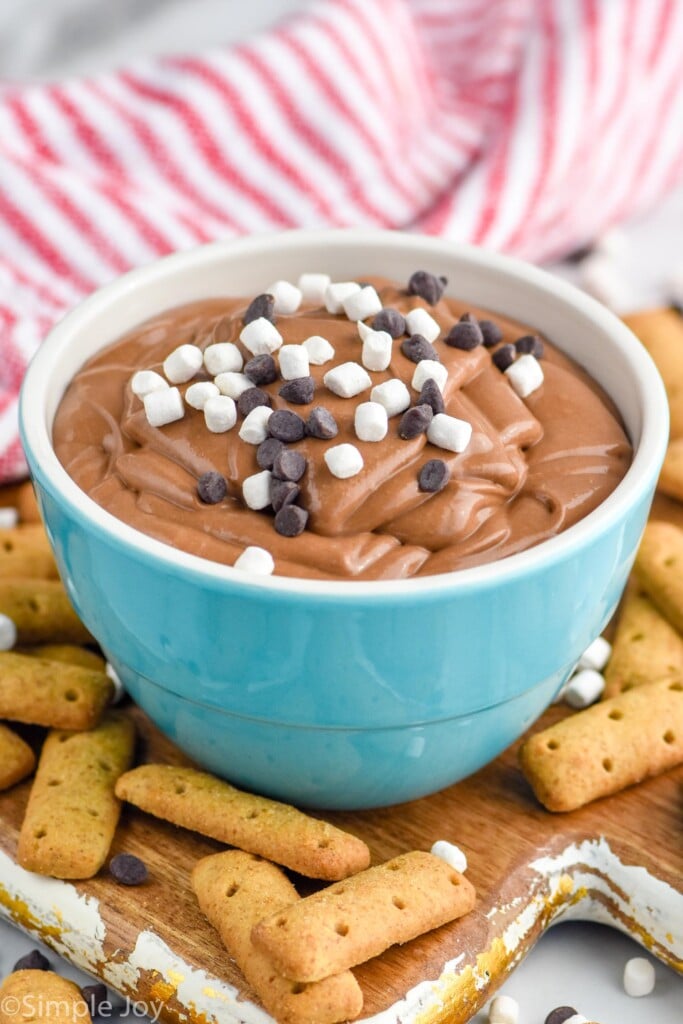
[0,578,92,645]
[0,723,35,791]
[0,970,92,1023]
[623,309,683,438]
[17,643,106,672]
[659,437,683,503]
[633,520,683,633]
[0,524,58,580]
[603,583,683,698]
[0,651,113,730]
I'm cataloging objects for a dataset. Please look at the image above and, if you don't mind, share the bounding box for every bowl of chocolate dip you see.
[20,230,668,808]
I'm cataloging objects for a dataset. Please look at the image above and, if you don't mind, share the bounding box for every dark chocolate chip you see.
[418,459,450,493]
[13,950,50,972]
[273,449,307,482]
[399,405,433,440]
[515,334,545,359]
[237,387,272,417]
[544,1009,579,1024]
[244,293,275,325]
[274,504,309,537]
[109,853,148,886]
[492,343,516,371]
[416,379,445,415]
[445,318,483,350]
[244,353,278,386]
[407,271,447,305]
[401,334,439,364]
[373,307,407,338]
[306,406,339,440]
[271,478,300,512]
[269,409,306,443]
[81,983,109,1018]
[257,436,285,470]
[459,311,477,323]
[197,471,228,505]
[279,376,315,405]
[479,319,504,347]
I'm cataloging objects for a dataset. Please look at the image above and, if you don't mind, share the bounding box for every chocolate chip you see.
[257,437,285,470]
[109,852,148,886]
[416,378,445,415]
[269,409,306,442]
[81,984,109,1018]
[373,307,406,338]
[274,504,309,537]
[279,376,315,405]
[271,478,300,512]
[515,334,545,359]
[244,293,275,325]
[399,405,433,439]
[13,950,50,972]
[492,343,516,371]
[479,319,504,347]
[544,1008,578,1024]
[245,353,278,386]
[273,449,307,482]
[197,471,228,504]
[418,459,450,493]
[407,271,447,305]
[306,406,339,439]
[237,387,272,417]
[445,318,483,350]
[401,334,439,363]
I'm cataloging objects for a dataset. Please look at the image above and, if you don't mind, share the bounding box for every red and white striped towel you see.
[2,0,683,482]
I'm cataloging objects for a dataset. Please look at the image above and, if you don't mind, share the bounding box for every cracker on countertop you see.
[603,582,683,698]
[0,579,92,646]
[0,651,113,730]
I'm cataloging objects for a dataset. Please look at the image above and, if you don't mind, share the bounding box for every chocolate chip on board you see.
[244,293,275,325]
[399,405,433,440]
[13,949,50,972]
[445,318,483,350]
[373,307,407,338]
[306,406,339,440]
[544,1008,579,1024]
[257,437,285,470]
[81,983,109,1018]
[416,379,445,416]
[515,334,545,359]
[244,353,279,386]
[197,471,228,505]
[479,319,504,347]
[492,343,517,372]
[271,479,300,513]
[279,377,316,405]
[418,459,450,493]
[238,387,272,417]
[274,504,309,537]
[109,852,148,886]
[401,335,440,363]
[272,449,307,482]
[407,271,447,305]
[269,409,306,443]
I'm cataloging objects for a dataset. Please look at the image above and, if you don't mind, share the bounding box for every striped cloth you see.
[2,0,683,482]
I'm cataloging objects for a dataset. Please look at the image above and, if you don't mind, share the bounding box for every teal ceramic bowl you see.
[19,230,668,809]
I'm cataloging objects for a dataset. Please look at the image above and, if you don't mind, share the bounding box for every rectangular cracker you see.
[603,583,683,698]
[623,309,683,438]
[0,651,113,729]
[519,677,683,812]
[17,643,106,672]
[0,578,92,645]
[0,524,58,579]
[0,970,92,1023]
[193,851,363,1024]
[251,850,476,982]
[0,480,41,524]
[17,710,135,879]
[115,764,370,881]
[634,520,683,634]
[0,723,35,791]
[658,437,683,503]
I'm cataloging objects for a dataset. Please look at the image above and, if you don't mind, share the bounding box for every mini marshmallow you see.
[242,470,273,510]
[371,378,411,417]
[131,370,168,398]
[355,402,388,442]
[564,668,605,709]
[279,344,310,381]
[267,280,302,315]
[204,395,237,434]
[234,546,275,576]
[214,371,254,399]
[505,353,544,398]
[298,272,331,305]
[324,443,364,479]
[562,1017,589,1024]
[163,343,204,384]
[405,307,440,343]
[412,359,448,394]
[580,254,628,311]
[324,361,372,398]
[144,386,184,428]
[430,840,467,874]
[185,381,220,410]
[105,662,125,704]
[343,285,382,322]
[240,316,284,355]
[577,636,612,672]
[303,335,335,366]
[325,281,361,315]
[623,957,655,997]
[0,612,17,651]
[0,507,19,529]
[239,405,273,444]
[204,342,243,376]
[595,227,628,261]
[488,994,519,1024]
[362,330,393,372]
[427,413,472,453]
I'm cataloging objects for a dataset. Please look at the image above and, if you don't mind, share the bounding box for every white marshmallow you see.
[562,1017,589,1024]
[185,381,220,410]
[362,330,393,372]
[324,362,372,398]
[430,840,467,874]
[279,345,310,381]
[343,285,382,322]
[564,668,605,709]
[371,378,411,417]
[144,387,184,428]
[595,227,628,261]
[204,342,243,376]
[105,662,125,704]
[488,995,519,1024]
[298,272,331,305]
[131,370,168,398]
[240,316,283,355]
[0,612,17,651]
[163,343,203,384]
[267,280,302,315]
[239,405,273,445]
[204,395,237,433]
[505,353,544,398]
[412,359,448,394]
[405,307,440,343]
[427,413,472,453]
[325,281,361,315]
[577,635,612,672]
[234,546,275,576]
[242,470,273,510]
[0,507,19,529]
[325,443,364,479]
[303,335,335,366]
[580,254,628,311]
[623,957,655,997]
[214,371,253,399]
[355,402,388,442]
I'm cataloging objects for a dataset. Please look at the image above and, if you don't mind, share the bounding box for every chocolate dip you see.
[52,276,632,580]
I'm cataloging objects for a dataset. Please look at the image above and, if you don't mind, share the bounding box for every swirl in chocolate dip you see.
[52,275,632,580]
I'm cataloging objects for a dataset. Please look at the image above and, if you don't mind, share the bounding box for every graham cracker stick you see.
[0,525,58,580]
[634,520,683,634]
[0,971,92,1023]
[603,583,683,698]
[0,578,92,645]
[0,724,35,791]
[0,651,113,730]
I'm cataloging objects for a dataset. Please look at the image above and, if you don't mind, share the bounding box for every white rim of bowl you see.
[20,229,669,600]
